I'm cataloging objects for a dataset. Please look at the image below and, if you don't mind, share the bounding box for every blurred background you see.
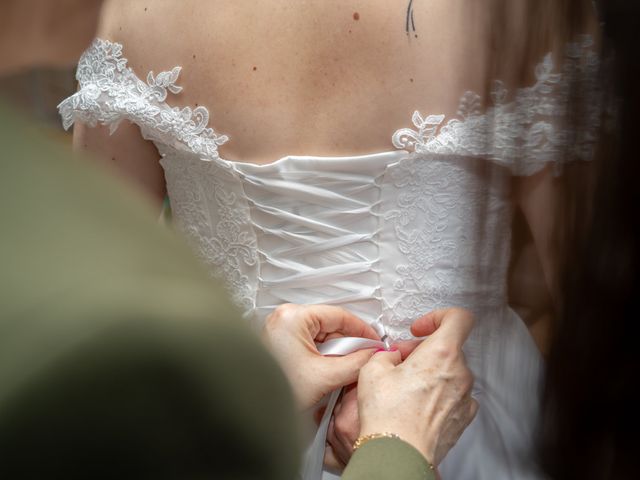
[0,68,75,138]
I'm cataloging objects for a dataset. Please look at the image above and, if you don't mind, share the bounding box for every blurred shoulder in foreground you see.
[0,101,299,479]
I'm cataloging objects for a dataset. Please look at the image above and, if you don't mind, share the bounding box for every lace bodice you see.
[59,38,600,480]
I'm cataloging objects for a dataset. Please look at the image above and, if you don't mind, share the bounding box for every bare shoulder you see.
[95,0,205,70]
[97,0,167,58]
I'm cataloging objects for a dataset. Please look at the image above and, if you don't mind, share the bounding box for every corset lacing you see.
[227,158,393,338]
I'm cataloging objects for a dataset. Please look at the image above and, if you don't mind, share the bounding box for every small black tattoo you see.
[406,0,417,36]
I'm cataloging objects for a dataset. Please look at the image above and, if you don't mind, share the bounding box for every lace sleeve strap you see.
[492,34,603,176]
[392,35,602,176]
[58,39,229,160]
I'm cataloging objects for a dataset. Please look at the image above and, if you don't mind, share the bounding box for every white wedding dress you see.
[60,37,599,479]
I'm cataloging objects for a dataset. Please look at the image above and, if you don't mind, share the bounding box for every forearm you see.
[73,121,166,209]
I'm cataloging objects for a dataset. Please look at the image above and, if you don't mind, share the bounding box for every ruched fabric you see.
[227,153,401,336]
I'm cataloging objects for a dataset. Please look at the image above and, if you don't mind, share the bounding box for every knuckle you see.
[266,303,296,326]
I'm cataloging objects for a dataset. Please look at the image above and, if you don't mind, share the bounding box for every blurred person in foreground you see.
[0,1,476,479]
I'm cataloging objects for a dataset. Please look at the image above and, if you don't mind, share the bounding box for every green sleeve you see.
[343,438,436,480]
[0,103,300,480]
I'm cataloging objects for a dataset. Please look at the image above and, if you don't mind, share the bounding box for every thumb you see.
[411,308,474,346]
[322,349,377,389]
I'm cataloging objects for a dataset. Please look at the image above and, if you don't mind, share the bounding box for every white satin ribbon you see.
[301,337,387,480]
[317,337,386,356]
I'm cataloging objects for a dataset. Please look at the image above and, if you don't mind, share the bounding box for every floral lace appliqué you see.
[161,158,258,312]
[59,39,229,160]
[383,154,510,336]
[392,35,600,175]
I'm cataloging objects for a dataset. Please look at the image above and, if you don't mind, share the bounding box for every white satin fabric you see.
[58,38,599,480]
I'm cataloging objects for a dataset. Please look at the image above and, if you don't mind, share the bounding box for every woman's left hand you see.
[262,304,380,410]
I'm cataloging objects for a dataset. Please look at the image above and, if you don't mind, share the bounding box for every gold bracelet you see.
[352,432,401,451]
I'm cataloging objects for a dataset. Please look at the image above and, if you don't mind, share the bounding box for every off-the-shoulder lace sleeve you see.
[58,39,229,159]
[393,35,602,176]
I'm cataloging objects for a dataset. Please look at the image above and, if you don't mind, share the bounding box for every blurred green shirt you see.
[0,101,434,479]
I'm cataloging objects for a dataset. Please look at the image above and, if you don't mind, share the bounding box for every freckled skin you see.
[87,0,492,188]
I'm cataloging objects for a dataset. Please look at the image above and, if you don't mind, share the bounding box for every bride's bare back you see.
[77,0,587,195]
[96,0,503,162]
[77,0,543,195]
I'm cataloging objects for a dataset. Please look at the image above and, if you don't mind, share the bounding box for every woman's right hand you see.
[356,308,479,467]
[263,303,380,410]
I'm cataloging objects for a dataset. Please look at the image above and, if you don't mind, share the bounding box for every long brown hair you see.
[540,1,640,478]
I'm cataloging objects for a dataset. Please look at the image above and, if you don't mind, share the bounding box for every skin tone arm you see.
[511,166,560,352]
[1,0,165,209]
[72,0,169,209]
[514,166,558,297]
[73,122,167,209]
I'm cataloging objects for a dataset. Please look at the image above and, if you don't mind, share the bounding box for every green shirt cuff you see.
[342,437,435,480]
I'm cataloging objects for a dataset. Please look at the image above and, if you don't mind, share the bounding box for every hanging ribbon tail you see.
[300,337,387,480]
[301,388,342,480]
